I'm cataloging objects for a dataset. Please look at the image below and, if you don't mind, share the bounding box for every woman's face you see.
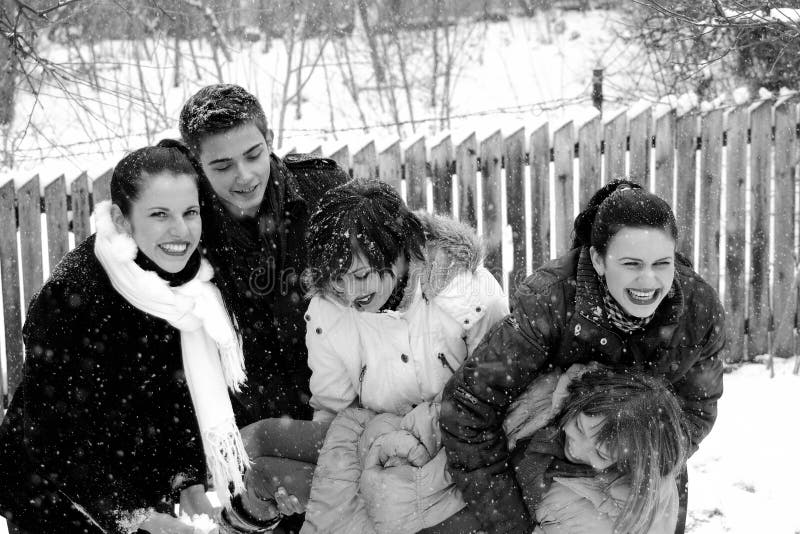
[590,227,676,318]
[331,250,407,313]
[116,172,201,273]
[563,412,614,470]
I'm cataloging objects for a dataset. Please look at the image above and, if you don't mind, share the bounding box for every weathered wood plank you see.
[675,113,698,260]
[18,176,43,313]
[44,175,70,272]
[578,114,601,210]
[92,169,113,206]
[70,172,92,245]
[353,141,377,180]
[772,96,798,357]
[404,137,427,211]
[530,123,550,268]
[698,108,723,291]
[654,109,676,204]
[603,109,627,183]
[431,136,453,216]
[0,181,22,405]
[628,106,652,189]
[456,133,478,229]
[328,145,351,174]
[553,121,575,257]
[723,106,748,362]
[748,99,773,357]
[378,141,402,195]
[480,130,503,282]
[505,127,526,292]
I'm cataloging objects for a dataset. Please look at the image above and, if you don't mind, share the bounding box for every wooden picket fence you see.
[2,97,799,410]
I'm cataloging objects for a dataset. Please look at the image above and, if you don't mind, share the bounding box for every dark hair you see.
[560,368,689,534]
[110,139,202,215]
[304,179,425,295]
[179,84,269,153]
[571,179,678,256]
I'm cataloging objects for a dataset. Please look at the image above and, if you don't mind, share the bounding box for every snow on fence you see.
[1,97,799,410]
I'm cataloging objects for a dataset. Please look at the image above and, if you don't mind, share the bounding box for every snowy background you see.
[1,3,800,533]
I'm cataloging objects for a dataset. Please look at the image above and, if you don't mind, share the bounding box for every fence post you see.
[505,127,526,294]
[553,121,575,257]
[480,130,503,285]
[379,140,402,194]
[724,106,748,363]
[0,180,22,407]
[529,123,550,267]
[749,99,773,358]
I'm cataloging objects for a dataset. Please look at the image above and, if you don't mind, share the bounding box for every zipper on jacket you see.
[358,364,367,408]
[438,353,456,374]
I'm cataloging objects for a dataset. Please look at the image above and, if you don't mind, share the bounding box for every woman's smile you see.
[353,292,375,308]
[625,287,660,306]
[158,241,191,256]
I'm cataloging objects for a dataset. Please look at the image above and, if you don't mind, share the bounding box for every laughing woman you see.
[438,179,726,533]
[0,141,248,534]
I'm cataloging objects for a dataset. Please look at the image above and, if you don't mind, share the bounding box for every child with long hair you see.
[501,365,689,534]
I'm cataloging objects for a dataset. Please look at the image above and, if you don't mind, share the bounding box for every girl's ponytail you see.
[571,178,642,250]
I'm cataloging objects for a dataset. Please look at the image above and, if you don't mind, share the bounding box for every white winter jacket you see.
[305,213,509,421]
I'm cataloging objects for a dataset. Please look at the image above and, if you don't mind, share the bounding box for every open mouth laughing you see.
[625,288,661,306]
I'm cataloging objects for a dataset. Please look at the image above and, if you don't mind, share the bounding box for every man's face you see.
[198,122,270,219]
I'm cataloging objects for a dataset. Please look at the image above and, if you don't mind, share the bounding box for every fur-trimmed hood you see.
[411,210,484,302]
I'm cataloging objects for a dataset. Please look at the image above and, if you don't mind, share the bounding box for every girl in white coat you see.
[302,179,508,421]
[235,180,508,531]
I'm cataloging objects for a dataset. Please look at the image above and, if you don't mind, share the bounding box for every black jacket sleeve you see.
[439,272,566,533]
[18,281,153,533]
[673,285,726,453]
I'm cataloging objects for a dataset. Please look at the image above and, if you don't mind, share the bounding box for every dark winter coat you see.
[0,236,207,534]
[199,153,349,425]
[440,246,726,533]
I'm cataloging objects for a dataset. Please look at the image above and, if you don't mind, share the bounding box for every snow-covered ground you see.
[686,357,800,534]
[2,357,798,534]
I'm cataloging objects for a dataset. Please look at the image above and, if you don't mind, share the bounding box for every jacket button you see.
[464,319,470,324]
[475,306,482,312]
[574,324,581,335]
[401,353,409,363]
[315,327,323,334]
[600,337,607,345]
[305,314,311,322]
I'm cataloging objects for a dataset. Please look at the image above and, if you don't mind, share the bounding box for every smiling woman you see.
[0,140,247,534]
[438,179,726,534]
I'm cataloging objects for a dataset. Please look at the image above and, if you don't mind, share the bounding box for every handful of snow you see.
[178,512,219,534]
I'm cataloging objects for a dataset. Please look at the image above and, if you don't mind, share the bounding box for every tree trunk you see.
[357,0,385,84]
[1,1,18,168]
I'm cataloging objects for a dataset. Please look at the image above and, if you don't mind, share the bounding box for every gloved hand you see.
[504,363,601,450]
[399,402,442,462]
[360,448,465,534]
[362,429,431,468]
[238,456,315,520]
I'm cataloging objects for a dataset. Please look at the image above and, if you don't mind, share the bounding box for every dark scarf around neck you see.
[134,249,202,287]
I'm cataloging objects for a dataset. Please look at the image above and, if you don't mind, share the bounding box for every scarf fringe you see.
[218,341,247,393]
[205,420,251,508]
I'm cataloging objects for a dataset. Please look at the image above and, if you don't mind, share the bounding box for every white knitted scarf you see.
[92,201,249,508]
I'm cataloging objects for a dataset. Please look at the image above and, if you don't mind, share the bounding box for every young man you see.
[179,84,349,425]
